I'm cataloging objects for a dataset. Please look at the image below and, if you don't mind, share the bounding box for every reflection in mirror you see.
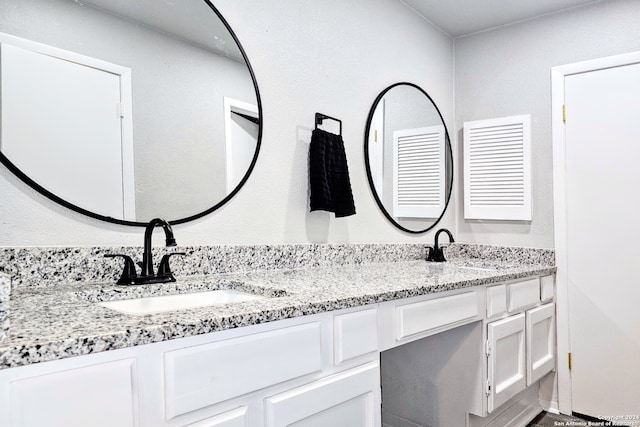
[364,83,453,233]
[0,0,261,225]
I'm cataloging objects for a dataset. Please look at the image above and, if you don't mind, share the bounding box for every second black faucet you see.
[426,228,454,262]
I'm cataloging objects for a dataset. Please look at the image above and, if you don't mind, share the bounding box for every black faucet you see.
[426,228,454,262]
[105,218,185,285]
[141,218,177,277]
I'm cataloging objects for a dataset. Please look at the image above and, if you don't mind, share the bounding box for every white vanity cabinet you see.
[0,306,381,427]
[0,272,556,427]
[482,276,556,417]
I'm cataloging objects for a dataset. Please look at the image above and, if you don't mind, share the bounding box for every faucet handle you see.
[426,246,447,262]
[157,252,186,279]
[104,254,138,285]
[425,246,434,261]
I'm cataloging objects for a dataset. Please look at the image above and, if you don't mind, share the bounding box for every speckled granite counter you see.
[0,250,555,370]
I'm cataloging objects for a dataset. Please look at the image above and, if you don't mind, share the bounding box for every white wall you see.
[0,0,455,246]
[454,0,640,248]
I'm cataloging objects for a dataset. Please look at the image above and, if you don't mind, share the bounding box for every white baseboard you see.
[469,387,542,427]
[540,398,560,414]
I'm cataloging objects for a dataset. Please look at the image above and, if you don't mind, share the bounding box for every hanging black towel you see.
[309,128,356,217]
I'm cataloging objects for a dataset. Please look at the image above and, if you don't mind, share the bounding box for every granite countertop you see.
[0,258,555,370]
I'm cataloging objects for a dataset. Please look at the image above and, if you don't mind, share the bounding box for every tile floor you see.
[528,412,581,426]
[527,411,624,427]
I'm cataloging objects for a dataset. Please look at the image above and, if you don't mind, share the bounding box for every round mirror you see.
[0,0,261,225]
[364,82,453,233]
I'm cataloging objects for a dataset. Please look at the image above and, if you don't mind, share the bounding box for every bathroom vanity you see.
[0,246,556,427]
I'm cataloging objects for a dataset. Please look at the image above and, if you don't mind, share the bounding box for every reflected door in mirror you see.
[0,0,262,225]
[1,42,135,220]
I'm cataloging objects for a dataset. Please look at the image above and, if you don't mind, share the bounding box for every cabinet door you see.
[487,313,526,413]
[486,284,507,318]
[526,303,555,385]
[8,359,137,427]
[334,308,378,365]
[264,362,380,427]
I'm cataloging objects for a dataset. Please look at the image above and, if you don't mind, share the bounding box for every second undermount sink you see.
[456,266,498,272]
[98,289,265,315]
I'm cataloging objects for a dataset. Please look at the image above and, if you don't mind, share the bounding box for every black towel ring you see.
[315,112,342,136]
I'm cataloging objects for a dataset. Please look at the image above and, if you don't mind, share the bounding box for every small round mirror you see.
[364,82,453,233]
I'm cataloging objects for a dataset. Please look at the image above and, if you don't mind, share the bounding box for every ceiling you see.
[401,0,604,37]
[81,0,243,61]
[81,0,604,53]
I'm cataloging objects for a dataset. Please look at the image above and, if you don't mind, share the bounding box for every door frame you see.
[551,50,640,415]
[368,98,384,199]
[223,96,259,194]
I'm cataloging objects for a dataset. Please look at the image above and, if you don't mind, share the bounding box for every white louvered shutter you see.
[463,115,531,220]
[392,125,446,219]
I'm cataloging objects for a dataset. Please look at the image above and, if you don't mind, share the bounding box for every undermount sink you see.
[455,266,498,272]
[98,289,265,315]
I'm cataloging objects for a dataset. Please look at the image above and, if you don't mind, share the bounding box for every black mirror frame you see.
[0,0,262,227]
[363,82,453,234]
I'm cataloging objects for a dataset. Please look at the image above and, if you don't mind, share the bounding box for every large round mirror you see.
[364,82,453,233]
[0,0,261,225]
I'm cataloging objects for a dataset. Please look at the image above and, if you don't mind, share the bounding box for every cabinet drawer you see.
[507,278,540,312]
[164,322,323,419]
[9,359,137,427]
[540,275,554,302]
[264,362,380,427]
[396,291,480,340]
[184,406,248,427]
[486,285,507,318]
[334,308,378,364]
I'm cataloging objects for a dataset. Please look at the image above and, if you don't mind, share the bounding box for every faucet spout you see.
[434,228,454,250]
[141,218,176,277]
[427,228,455,262]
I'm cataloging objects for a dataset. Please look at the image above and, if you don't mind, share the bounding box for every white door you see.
[264,362,380,427]
[562,60,640,419]
[487,313,526,413]
[0,40,134,219]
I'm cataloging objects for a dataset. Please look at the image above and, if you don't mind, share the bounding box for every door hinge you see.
[562,104,567,123]
[485,379,491,396]
[485,340,491,357]
[568,352,572,370]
